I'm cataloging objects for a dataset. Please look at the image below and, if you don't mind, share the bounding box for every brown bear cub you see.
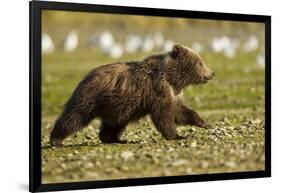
[50,44,215,146]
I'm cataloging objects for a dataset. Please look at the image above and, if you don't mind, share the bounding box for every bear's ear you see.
[171,44,184,58]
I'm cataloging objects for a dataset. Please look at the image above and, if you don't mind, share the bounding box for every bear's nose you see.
[211,72,216,77]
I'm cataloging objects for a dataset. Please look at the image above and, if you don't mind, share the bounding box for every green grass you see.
[41,49,265,183]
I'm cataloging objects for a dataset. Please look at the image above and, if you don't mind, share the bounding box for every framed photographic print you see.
[29,0,271,192]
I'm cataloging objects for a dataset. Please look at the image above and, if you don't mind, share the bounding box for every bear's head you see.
[169,44,215,85]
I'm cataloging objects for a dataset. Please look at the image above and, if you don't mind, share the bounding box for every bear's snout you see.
[202,71,215,83]
[210,71,216,78]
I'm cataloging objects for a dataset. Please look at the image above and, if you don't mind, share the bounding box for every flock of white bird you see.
[42,31,265,67]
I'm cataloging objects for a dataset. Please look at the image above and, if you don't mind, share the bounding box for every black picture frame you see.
[29,0,271,192]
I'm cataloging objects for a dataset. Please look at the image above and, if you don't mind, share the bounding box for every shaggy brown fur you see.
[50,44,215,146]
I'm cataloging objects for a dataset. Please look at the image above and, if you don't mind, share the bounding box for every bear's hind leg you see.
[50,111,92,146]
[99,121,128,143]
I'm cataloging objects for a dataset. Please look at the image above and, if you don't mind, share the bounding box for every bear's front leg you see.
[150,101,186,140]
[175,102,211,129]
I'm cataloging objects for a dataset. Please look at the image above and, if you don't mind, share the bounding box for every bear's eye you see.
[198,63,203,67]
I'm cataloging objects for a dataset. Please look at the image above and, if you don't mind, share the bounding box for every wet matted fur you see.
[50,44,215,146]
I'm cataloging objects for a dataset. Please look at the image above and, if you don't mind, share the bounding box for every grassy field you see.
[41,48,265,183]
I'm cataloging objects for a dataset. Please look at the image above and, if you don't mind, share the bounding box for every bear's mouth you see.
[201,79,208,84]
[201,74,214,83]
